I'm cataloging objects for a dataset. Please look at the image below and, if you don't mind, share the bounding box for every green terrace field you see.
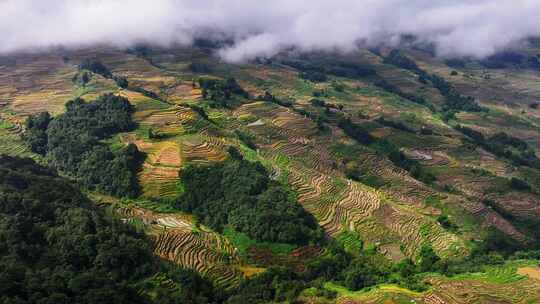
[2,45,540,303]
[299,261,540,304]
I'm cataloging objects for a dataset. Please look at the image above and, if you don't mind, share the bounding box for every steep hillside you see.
[0,155,222,304]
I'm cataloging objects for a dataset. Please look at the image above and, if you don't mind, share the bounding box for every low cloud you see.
[1,0,539,62]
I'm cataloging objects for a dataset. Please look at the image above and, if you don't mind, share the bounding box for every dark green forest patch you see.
[24,94,143,197]
[0,155,221,304]
[176,150,324,245]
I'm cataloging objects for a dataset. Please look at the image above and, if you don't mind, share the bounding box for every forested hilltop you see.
[1,44,540,303]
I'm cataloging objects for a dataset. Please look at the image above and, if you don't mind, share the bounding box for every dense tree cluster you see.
[24,111,51,154]
[259,91,293,107]
[72,71,92,86]
[429,74,484,112]
[24,94,142,197]
[79,58,113,78]
[234,130,257,150]
[198,77,249,108]
[300,71,328,82]
[445,58,469,68]
[309,98,343,111]
[177,152,323,245]
[480,51,526,69]
[0,155,154,303]
[186,104,210,120]
[188,62,212,73]
[337,118,374,145]
[437,214,458,231]
[79,58,129,88]
[383,49,421,72]
[528,55,540,69]
[226,267,306,304]
[510,177,531,191]
[131,86,160,100]
[114,75,129,88]
[0,155,223,304]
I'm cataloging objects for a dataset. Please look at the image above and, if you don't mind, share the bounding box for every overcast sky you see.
[1,0,539,62]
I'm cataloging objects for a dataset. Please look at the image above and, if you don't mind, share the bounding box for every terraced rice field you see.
[267,154,465,258]
[0,113,38,159]
[0,126,36,159]
[357,153,436,207]
[425,268,540,303]
[375,204,466,258]
[233,100,467,258]
[134,107,183,134]
[181,135,227,164]
[113,204,243,288]
[0,54,77,116]
[489,191,540,219]
[4,46,540,301]
[119,133,183,198]
[270,108,319,138]
[138,144,183,198]
[0,48,515,264]
[166,83,202,103]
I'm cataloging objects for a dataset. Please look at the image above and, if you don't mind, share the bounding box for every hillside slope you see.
[2,45,540,303]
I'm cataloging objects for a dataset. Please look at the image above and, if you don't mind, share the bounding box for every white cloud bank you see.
[1,0,539,62]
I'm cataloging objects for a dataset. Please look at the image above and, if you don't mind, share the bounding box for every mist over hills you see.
[2,0,540,61]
